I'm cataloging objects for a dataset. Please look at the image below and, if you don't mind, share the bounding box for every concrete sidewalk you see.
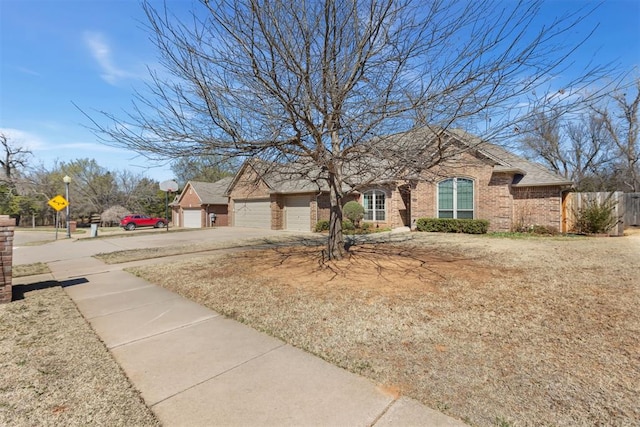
[16,246,466,425]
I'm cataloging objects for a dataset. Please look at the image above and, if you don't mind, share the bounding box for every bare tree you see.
[101,205,130,226]
[0,132,32,187]
[88,0,613,259]
[520,108,614,190]
[171,155,237,187]
[594,79,640,191]
[520,110,567,176]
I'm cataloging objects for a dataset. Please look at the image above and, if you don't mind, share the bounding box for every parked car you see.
[120,214,166,231]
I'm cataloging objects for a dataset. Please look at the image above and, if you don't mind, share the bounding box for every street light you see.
[63,175,71,238]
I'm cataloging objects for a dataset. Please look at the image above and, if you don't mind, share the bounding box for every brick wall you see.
[483,173,514,232]
[272,195,284,230]
[408,154,565,232]
[205,205,229,226]
[229,166,272,199]
[353,184,406,229]
[409,153,515,232]
[171,205,179,226]
[315,193,332,222]
[179,184,202,208]
[0,215,16,304]
[512,186,563,231]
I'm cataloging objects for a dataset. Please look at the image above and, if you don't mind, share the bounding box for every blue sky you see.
[1,0,639,182]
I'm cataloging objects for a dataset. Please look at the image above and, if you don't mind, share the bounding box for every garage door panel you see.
[234,199,271,228]
[183,209,202,228]
[285,196,310,231]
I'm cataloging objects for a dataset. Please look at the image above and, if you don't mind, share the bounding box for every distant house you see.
[171,177,233,228]
[225,128,573,232]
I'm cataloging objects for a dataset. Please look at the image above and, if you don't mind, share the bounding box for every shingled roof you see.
[447,128,573,187]
[226,159,352,195]
[227,127,572,195]
[186,177,233,204]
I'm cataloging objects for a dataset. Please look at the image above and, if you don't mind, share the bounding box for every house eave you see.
[494,167,528,175]
[268,190,320,195]
[512,181,574,188]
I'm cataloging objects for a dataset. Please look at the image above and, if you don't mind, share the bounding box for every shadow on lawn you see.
[12,278,89,301]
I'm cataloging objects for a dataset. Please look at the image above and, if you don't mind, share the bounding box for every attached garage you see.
[182,209,201,228]
[234,199,271,228]
[285,196,311,231]
[226,161,320,231]
[171,178,231,228]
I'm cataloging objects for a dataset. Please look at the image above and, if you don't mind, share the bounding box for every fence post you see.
[0,215,16,304]
[615,192,625,236]
[623,193,640,227]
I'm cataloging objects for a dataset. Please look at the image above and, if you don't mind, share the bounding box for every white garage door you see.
[183,209,202,228]
[285,196,311,231]
[234,199,271,228]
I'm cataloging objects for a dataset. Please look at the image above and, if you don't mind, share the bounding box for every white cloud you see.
[0,127,129,155]
[16,67,41,77]
[46,141,126,153]
[0,128,46,151]
[83,31,135,85]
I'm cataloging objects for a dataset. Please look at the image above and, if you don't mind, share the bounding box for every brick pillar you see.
[0,215,16,304]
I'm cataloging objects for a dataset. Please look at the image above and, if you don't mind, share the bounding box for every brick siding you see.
[512,186,564,231]
[179,184,202,207]
[408,152,564,232]
[272,195,284,230]
[410,152,498,227]
[205,205,228,226]
[484,173,514,232]
[0,216,16,304]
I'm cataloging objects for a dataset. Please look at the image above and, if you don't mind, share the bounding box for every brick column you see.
[0,215,16,304]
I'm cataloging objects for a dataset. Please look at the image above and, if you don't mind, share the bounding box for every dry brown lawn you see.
[0,286,159,427]
[129,231,640,427]
[13,262,50,278]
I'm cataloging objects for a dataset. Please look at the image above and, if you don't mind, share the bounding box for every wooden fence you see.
[623,193,640,227]
[563,192,625,236]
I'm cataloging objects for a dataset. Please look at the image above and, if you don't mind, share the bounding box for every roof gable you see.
[447,129,572,187]
[176,177,233,205]
[225,160,275,196]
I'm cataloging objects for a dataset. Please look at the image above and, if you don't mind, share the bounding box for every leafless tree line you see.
[520,79,640,192]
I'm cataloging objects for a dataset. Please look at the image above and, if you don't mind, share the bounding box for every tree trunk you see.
[327,171,345,260]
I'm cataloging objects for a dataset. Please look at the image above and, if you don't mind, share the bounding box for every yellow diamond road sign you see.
[48,195,69,211]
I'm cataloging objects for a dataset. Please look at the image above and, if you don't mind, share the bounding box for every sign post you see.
[48,195,69,240]
[159,180,179,231]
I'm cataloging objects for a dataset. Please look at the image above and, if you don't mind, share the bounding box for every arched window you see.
[363,190,386,221]
[438,178,474,219]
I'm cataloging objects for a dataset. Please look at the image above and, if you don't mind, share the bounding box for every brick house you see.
[225,128,573,232]
[171,177,232,228]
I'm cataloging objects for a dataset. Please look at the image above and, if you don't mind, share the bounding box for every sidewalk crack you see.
[149,342,287,408]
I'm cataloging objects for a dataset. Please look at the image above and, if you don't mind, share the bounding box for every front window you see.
[438,178,474,219]
[363,190,386,221]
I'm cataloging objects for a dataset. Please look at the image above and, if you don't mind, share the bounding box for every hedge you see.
[314,219,330,232]
[415,218,489,234]
[314,219,356,232]
[314,219,381,234]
